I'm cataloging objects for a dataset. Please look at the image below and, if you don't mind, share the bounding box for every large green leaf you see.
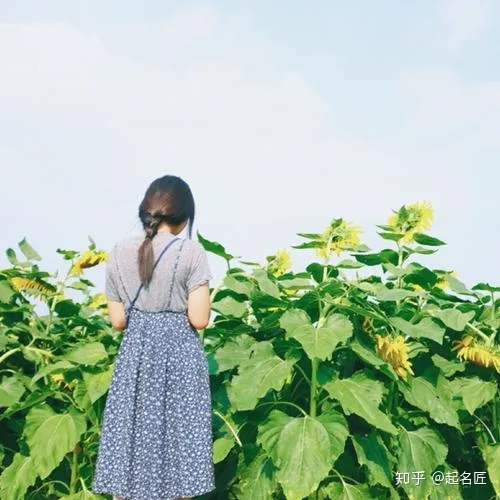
[449,376,497,415]
[279,309,353,361]
[212,436,234,464]
[0,453,38,500]
[322,481,372,499]
[482,444,500,497]
[82,366,114,403]
[324,371,397,434]
[433,308,475,331]
[430,354,465,377]
[398,375,461,429]
[30,360,74,386]
[253,268,281,299]
[315,410,349,464]
[389,317,445,344]
[61,342,108,365]
[24,406,87,479]
[233,451,278,500]
[227,342,297,411]
[197,232,235,261]
[214,334,257,372]
[0,376,25,408]
[397,427,448,499]
[212,296,247,318]
[223,274,254,296]
[257,410,332,499]
[352,431,394,488]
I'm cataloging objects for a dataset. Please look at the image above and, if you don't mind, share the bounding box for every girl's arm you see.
[108,300,127,330]
[187,283,211,330]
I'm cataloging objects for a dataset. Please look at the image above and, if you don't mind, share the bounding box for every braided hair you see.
[137,175,195,288]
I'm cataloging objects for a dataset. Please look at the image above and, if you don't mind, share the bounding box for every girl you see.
[92,175,216,500]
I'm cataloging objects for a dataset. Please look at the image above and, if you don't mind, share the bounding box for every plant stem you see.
[466,322,492,344]
[213,410,243,446]
[69,450,78,495]
[310,357,318,417]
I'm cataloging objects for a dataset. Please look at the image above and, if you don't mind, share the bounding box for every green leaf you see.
[377,231,405,242]
[197,232,235,261]
[336,259,364,269]
[449,376,497,415]
[324,371,397,434]
[54,299,80,317]
[446,275,473,295]
[431,354,465,377]
[6,248,20,266]
[397,427,448,500]
[352,249,399,266]
[471,282,500,293]
[253,268,281,298]
[24,406,87,479]
[212,436,234,464]
[213,334,257,372]
[279,309,353,361]
[223,274,254,296]
[412,233,446,246]
[0,281,15,303]
[316,410,349,464]
[212,296,247,318]
[374,286,420,302]
[350,338,398,380]
[30,360,74,386]
[62,342,108,365]
[433,309,475,331]
[0,453,38,500]
[18,238,42,260]
[59,491,99,500]
[482,444,500,497]
[257,410,332,499]
[398,375,461,429]
[352,431,394,488]
[233,451,278,500]
[322,481,372,500]
[389,317,445,344]
[296,232,323,240]
[227,342,296,411]
[0,376,25,408]
[82,366,114,403]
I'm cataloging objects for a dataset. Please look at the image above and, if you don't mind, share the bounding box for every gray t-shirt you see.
[105,230,213,312]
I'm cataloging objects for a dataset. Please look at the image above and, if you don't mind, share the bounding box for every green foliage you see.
[1,204,500,499]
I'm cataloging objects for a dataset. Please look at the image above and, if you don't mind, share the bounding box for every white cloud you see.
[438,0,495,49]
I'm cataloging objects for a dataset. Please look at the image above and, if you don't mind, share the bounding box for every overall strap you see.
[128,237,180,312]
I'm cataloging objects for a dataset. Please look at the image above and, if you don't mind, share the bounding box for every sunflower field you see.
[0,202,499,499]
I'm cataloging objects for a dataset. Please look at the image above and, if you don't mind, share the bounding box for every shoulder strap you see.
[128,237,180,311]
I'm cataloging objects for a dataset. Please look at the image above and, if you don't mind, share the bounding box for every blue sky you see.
[1,0,499,291]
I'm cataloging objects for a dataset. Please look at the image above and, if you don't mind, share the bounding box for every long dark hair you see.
[137,175,195,287]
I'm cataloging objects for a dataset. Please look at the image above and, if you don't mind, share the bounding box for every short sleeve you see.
[186,244,213,293]
[105,245,122,302]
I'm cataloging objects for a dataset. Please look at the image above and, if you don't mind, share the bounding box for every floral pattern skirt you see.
[92,309,216,500]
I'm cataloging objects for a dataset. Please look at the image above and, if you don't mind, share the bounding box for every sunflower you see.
[70,250,108,276]
[9,277,57,300]
[452,335,500,372]
[435,271,457,290]
[89,292,108,313]
[315,219,363,259]
[387,201,434,243]
[374,334,415,380]
[268,249,292,278]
